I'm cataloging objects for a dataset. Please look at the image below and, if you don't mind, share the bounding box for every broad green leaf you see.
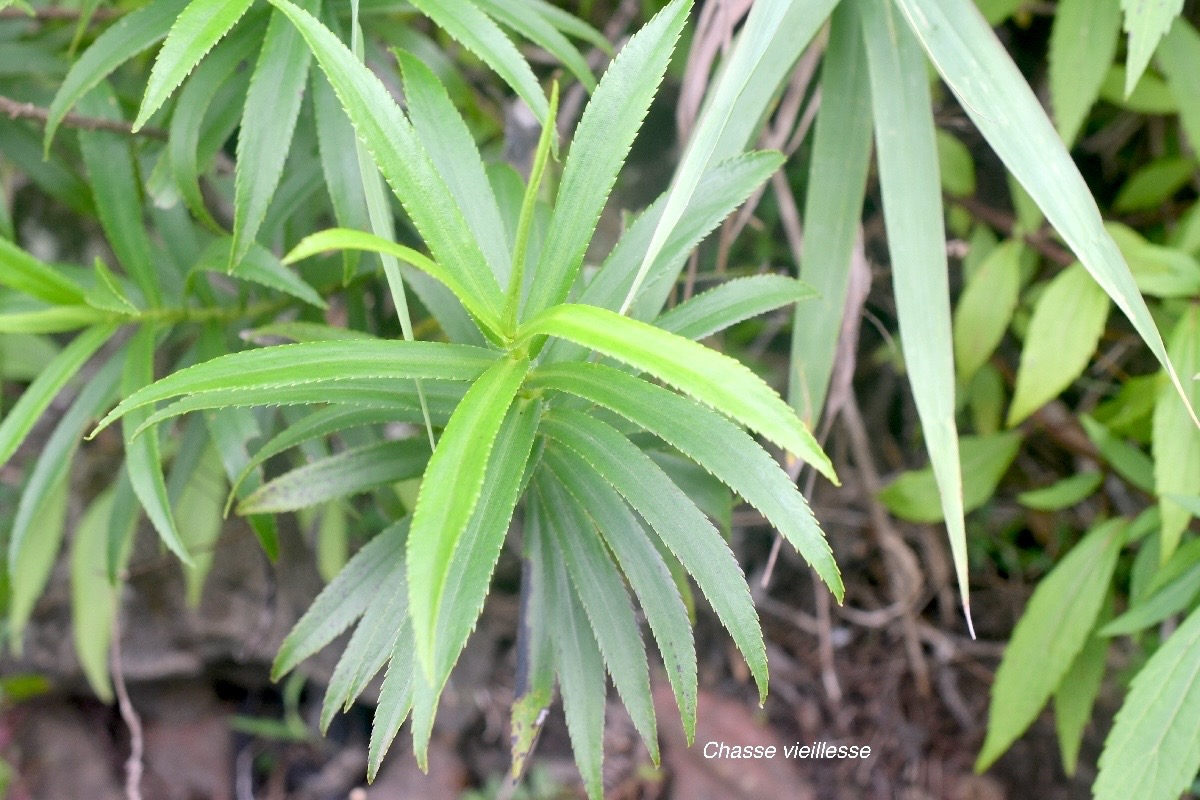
[175,443,226,606]
[396,50,510,282]
[879,432,1021,524]
[285,229,502,335]
[790,0,872,426]
[976,518,1125,770]
[1054,597,1111,776]
[272,519,407,678]
[861,0,969,623]
[122,326,192,565]
[1082,414,1156,493]
[936,129,975,197]
[0,307,115,334]
[407,357,529,674]
[265,0,504,317]
[523,0,689,318]
[239,438,430,514]
[229,1,316,268]
[44,0,191,149]
[77,84,161,307]
[1008,265,1110,426]
[195,238,326,308]
[517,304,836,483]
[93,340,496,434]
[1107,222,1200,299]
[367,619,416,779]
[0,238,86,305]
[472,0,596,90]
[1094,603,1200,800]
[1121,0,1184,95]
[536,473,658,762]
[655,275,817,341]
[545,445,697,741]
[406,0,548,124]
[135,0,255,129]
[1157,19,1200,151]
[1048,0,1121,145]
[953,240,1021,384]
[528,361,842,598]
[0,323,115,465]
[541,408,768,702]
[894,0,1196,428]
[1153,307,1200,562]
[1017,471,1104,511]
[1113,157,1197,213]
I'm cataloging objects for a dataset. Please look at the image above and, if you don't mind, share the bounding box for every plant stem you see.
[0,95,167,139]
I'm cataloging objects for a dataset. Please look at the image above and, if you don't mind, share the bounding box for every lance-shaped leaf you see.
[1048,0,1121,145]
[522,0,689,318]
[893,0,1197,427]
[517,303,835,483]
[1153,306,1200,562]
[655,275,817,341]
[542,408,768,702]
[367,618,416,780]
[263,0,504,318]
[0,238,87,305]
[1122,0,1184,95]
[195,238,326,308]
[977,518,1125,770]
[239,438,430,514]
[92,340,497,435]
[472,0,596,90]
[407,357,529,674]
[44,0,190,149]
[529,361,842,599]
[1054,597,1112,776]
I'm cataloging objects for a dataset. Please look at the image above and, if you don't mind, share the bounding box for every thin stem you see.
[110,610,144,800]
[0,95,167,140]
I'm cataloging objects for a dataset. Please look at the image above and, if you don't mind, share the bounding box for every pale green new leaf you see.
[1121,0,1184,96]
[8,474,67,651]
[0,238,86,305]
[1152,306,1200,562]
[879,432,1021,524]
[954,241,1021,384]
[1017,471,1104,511]
[655,275,816,341]
[977,518,1125,770]
[1054,598,1111,776]
[1048,0,1121,145]
[1008,264,1110,426]
[529,361,842,598]
[517,304,836,483]
[523,0,689,318]
[541,408,768,702]
[175,444,227,606]
[407,357,529,674]
[71,489,130,702]
[44,0,190,149]
[1094,603,1200,800]
[893,0,1196,427]
[239,439,430,514]
[1157,19,1200,152]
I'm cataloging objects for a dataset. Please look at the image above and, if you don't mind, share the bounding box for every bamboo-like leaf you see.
[1121,0,1184,96]
[536,473,658,763]
[195,238,326,308]
[517,304,836,483]
[472,0,596,90]
[44,0,191,149]
[312,64,369,280]
[239,438,430,514]
[1017,471,1104,511]
[1049,0,1121,145]
[229,1,316,268]
[544,445,697,742]
[523,0,689,318]
[1100,541,1200,636]
[265,0,505,316]
[893,0,1196,427]
[513,0,610,52]
[406,0,548,124]
[93,340,496,435]
[1054,598,1111,776]
[1082,414,1156,493]
[789,0,872,425]
[1157,19,1200,152]
[529,361,842,598]
[1152,306,1200,562]
[655,275,816,341]
[407,357,529,674]
[0,323,115,465]
[272,519,407,678]
[977,518,1124,770]
[0,238,87,305]
[953,241,1021,385]
[541,408,768,702]
[1008,264,1110,426]
[1094,603,1200,800]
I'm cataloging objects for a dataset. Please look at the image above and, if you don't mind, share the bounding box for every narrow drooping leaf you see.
[0,237,87,305]
[655,275,816,341]
[529,361,842,598]
[1048,0,1121,144]
[272,520,407,678]
[0,323,115,465]
[977,519,1125,770]
[472,0,596,89]
[71,489,131,702]
[542,409,768,702]
[8,474,67,651]
[175,444,227,606]
[239,438,430,514]
[1008,264,1110,426]
[1153,306,1200,562]
[789,0,872,425]
[522,0,689,318]
[536,474,658,763]
[517,304,836,483]
[44,0,190,149]
[312,64,370,279]
[1054,598,1111,776]
[1094,603,1200,800]
[407,358,529,674]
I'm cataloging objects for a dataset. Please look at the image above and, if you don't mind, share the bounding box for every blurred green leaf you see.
[880,432,1021,523]
[1049,0,1121,144]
